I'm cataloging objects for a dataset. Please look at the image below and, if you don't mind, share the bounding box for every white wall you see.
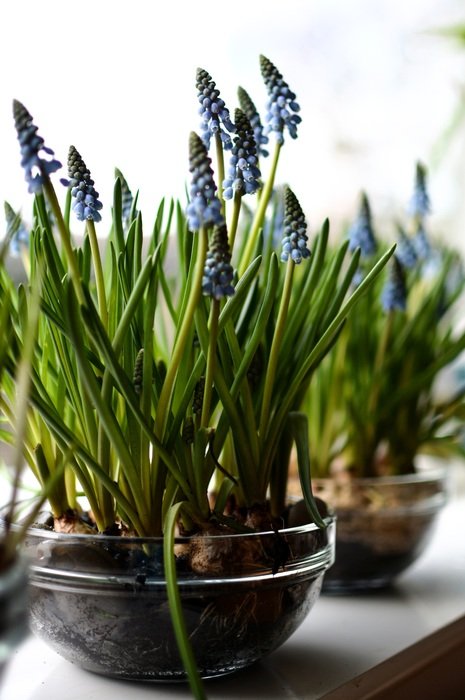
[1,0,465,245]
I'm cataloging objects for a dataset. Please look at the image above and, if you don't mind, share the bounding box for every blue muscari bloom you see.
[280,187,311,264]
[66,146,103,223]
[196,68,235,151]
[223,109,262,200]
[186,132,224,230]
[395,226,417,269]
[412,221,432,262]
[4,202,29,255]
[347,192,377,258]
[12,100,62,194]
[381,256,407,313]
[259,55,302,145]
[408,162,430,220]
[202,224,235,299]
[237,86,269,158]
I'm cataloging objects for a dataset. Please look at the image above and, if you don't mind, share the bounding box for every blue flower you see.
[67,146,103,223]
[223,109,262,200]
[348,192,377,258]
[259,55,301,145]
[413,222,432,261]
[196,68,235,151]
[12,100,62,194]
[408,162,430,220]
[280,187,311,264]
[4,202,29,255]
[395,226,417,269]
[186,132,224,230]
[381,256,407,313]
[202,224,235,299]
[237,86,269,158]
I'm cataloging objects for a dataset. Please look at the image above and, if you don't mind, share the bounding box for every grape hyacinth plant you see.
[307,163,465,479]
[1,58,393,698]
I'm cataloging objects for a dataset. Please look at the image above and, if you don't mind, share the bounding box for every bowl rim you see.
[18,514,335,545]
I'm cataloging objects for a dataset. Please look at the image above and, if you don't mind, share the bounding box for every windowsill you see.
[2,489,465,699]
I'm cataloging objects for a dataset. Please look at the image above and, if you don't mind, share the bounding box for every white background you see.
[1,0,465,245]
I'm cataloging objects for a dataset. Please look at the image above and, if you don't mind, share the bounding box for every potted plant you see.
[0,220,54,680]
[0,229,30,681]
[302,163,465,592]
[0,56,392,696]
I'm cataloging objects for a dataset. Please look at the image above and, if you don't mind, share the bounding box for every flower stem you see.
[42,178,85,306]
[259,260,295,442]
[368,310,394,418]
[238,141,281,276]
[201,299,220,428]
[155,227,209,440]
[86,219,108,330]
[228,191,242,255]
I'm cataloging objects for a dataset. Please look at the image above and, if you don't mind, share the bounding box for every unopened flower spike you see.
[381,255,407,313]
[280,187,311,264]
[413,221,432,261]
[348,192,377,258]
[133,349,144,395]
[237,86,269,158]
[259,55,302,145]
[186,132,224,230]
[408,162,430,220]
[223,109,262,200]
[202,223,235,299]
[67,146,103,222]
[196,68,235,151]
[4,202,29,255]
[12,100,62,194]
[115,167,135,222]
[395,225,417,270]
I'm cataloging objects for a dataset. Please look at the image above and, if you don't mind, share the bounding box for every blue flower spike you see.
[408,162,430,221]
[202,223,235,300]
[186,132,224,231]
[67,146,103,223]
[413,221,433,262]
[12,100,62,194]
[223,109,262,201]
[280,187,311,264]
[237,86,269,158]
[196,68,235,151]
[381,255,407,313]
[395,225,418,270]
[259,55,302,145]
[348,192,377,259]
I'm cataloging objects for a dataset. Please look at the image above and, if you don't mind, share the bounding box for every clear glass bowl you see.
[0,555,29,681]
[24,517,335,680]
[314,470,447,593]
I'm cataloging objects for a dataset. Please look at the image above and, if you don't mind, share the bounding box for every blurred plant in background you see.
[306,161,465,479]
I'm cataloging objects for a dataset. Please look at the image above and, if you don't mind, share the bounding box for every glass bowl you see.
[24,516,335,680]
[0,554,29,681]
[314,470,447,593]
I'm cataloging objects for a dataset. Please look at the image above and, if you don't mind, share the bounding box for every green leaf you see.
[164,501,206,700]
[288,412,326,529]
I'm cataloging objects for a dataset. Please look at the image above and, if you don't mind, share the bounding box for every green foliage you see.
[1,60,394,542]
[307,190,465,478]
